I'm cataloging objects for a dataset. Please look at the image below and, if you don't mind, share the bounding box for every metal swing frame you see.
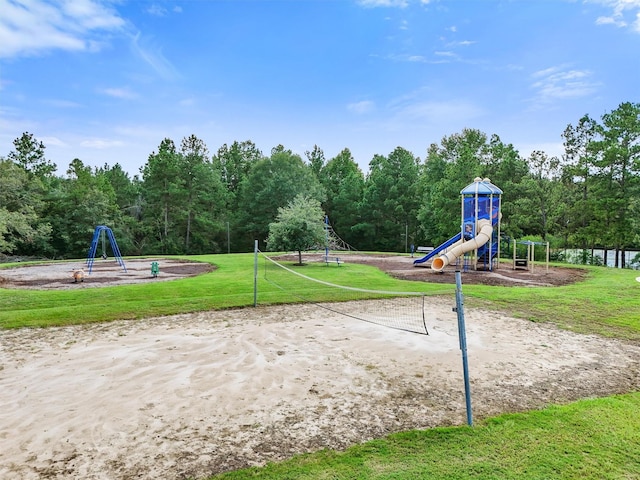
[86,225,127,274]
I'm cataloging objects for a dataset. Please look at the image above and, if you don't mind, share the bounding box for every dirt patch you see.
[1,301,639,479]
[0,258,214,290]
[277,252,588,287]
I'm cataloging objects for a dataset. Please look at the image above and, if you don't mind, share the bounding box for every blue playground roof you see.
[460,178,503,195]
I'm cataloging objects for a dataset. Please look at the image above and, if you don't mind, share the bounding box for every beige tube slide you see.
[431,219,493,272]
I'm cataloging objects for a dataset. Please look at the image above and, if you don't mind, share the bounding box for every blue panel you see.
[477,196,490,220]
[413,233,462,265]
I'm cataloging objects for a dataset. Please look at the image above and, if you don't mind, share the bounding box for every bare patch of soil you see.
[278,252,588,287]
[0,258,214,290]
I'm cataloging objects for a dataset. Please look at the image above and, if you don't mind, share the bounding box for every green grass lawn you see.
[2,253,640,479]
[210,394,640,480]
[464,263,640,340]
[2,254,639,340]
[0,253,454,329]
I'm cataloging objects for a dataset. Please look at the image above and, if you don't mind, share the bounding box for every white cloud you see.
[531,66,600,102]
[591,0,640,32]
[80,138,125,149]
[39,136,66,147]
[595,15,620,25]
[146,4,182,16]
[357,0,409,7]
[447,40,475,47]
[130,32,179,81]
[147,4,167,17]
[0,0,125,58]
[43,99,82,108]
[61,0,124,30]
[392,99,484,123]
[347,100,375,114]
[179,97,196,107]
[112,124,162,139]
[382,52,454,64]
[99,87,138,100]
[429,50,458,63]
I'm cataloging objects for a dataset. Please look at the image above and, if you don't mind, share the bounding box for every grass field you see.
[209,394,640,480]
[2,254,639,339]
[2,253,640,479]
[0,253,453,329]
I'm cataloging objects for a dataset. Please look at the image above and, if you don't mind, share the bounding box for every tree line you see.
[1,102,638,267]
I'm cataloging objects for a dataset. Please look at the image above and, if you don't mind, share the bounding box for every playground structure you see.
[512,239,550,272]
[318,216,356,264]
[414,177,502,272]
[86,225,127,274]
[324,216,356,252]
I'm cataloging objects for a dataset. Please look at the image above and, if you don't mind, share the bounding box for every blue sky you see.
[1,0,639,177]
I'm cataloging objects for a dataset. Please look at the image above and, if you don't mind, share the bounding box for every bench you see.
[323,256,343,266]
[416,246,434,253]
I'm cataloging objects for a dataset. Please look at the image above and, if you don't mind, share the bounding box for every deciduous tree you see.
[266,195,326,265]
[0,159,52,255]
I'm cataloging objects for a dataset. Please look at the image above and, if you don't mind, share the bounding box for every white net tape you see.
[260,251,429,335]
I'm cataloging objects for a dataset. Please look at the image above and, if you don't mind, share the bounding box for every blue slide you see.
[413,232,462,265]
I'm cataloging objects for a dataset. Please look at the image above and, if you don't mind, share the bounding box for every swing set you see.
[86,225,127,274]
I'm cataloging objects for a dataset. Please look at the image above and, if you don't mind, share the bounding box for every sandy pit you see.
[2,299,640,479]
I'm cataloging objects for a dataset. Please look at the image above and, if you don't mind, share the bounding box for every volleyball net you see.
[258,251,431,335]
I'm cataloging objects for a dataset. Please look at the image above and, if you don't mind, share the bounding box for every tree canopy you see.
[266,195,326,265]
[1,102,639,264]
